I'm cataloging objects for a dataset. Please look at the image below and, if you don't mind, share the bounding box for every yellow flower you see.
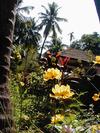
[93,56,100,64]
[17,73,22,80]
[22,114,29,121]
[20,81,25,87]
[51,114,64,124]
[50,84,74,99]
[92,93,100,101]
[91,124,100,133]
[16,52,21,59]
[43,68,62,81]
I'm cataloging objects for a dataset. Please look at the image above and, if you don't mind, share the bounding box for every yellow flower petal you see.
[51,114,64,124]
[92,93,100,101]
[43,68,62,81]
[93,56,100,64]
[91,124,100,132]
[20,81,25,87]
[50,84,74,99]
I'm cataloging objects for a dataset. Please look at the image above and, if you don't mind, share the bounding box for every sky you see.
[22,0,100,45]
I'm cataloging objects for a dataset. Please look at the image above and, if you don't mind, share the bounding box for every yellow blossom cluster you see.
[93,56,100,64]
[21,114,29,121]
[43,68,62,81]
[20,81,25,87]
[16,52,21,59]
[91,124,100,133]
[51,114,64,124]
[50,84,74,99]
[92,92,100,101]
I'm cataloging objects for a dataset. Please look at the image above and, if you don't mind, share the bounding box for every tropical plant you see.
[38,2,67,58]
[0,0,17,132]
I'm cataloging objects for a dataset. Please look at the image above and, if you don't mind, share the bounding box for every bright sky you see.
[22,0,100,45]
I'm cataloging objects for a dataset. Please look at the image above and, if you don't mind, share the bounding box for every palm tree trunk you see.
[0,0,17,132]
[39,35,47,59]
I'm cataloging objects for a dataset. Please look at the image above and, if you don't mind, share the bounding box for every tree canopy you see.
[70,32,100,55]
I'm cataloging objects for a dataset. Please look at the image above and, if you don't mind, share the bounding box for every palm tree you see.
[16,0,34,21]
[0,0,17,132]
[14,1,41,49]
[46,37,68,53]
[68,32,74,45]
[39,2,67,58]
[14,18,41,48]
[14,0,36,45]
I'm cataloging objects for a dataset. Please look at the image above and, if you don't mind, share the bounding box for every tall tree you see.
[68,32,74,45]
[0,0,17,132]
[39,2,67,58]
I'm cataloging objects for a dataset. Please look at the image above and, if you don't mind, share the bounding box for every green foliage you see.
[9,2,100,132]
[10,42,100,133]
[70,32,100,55]
[14,18,41,48]
[10,45,45,132]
